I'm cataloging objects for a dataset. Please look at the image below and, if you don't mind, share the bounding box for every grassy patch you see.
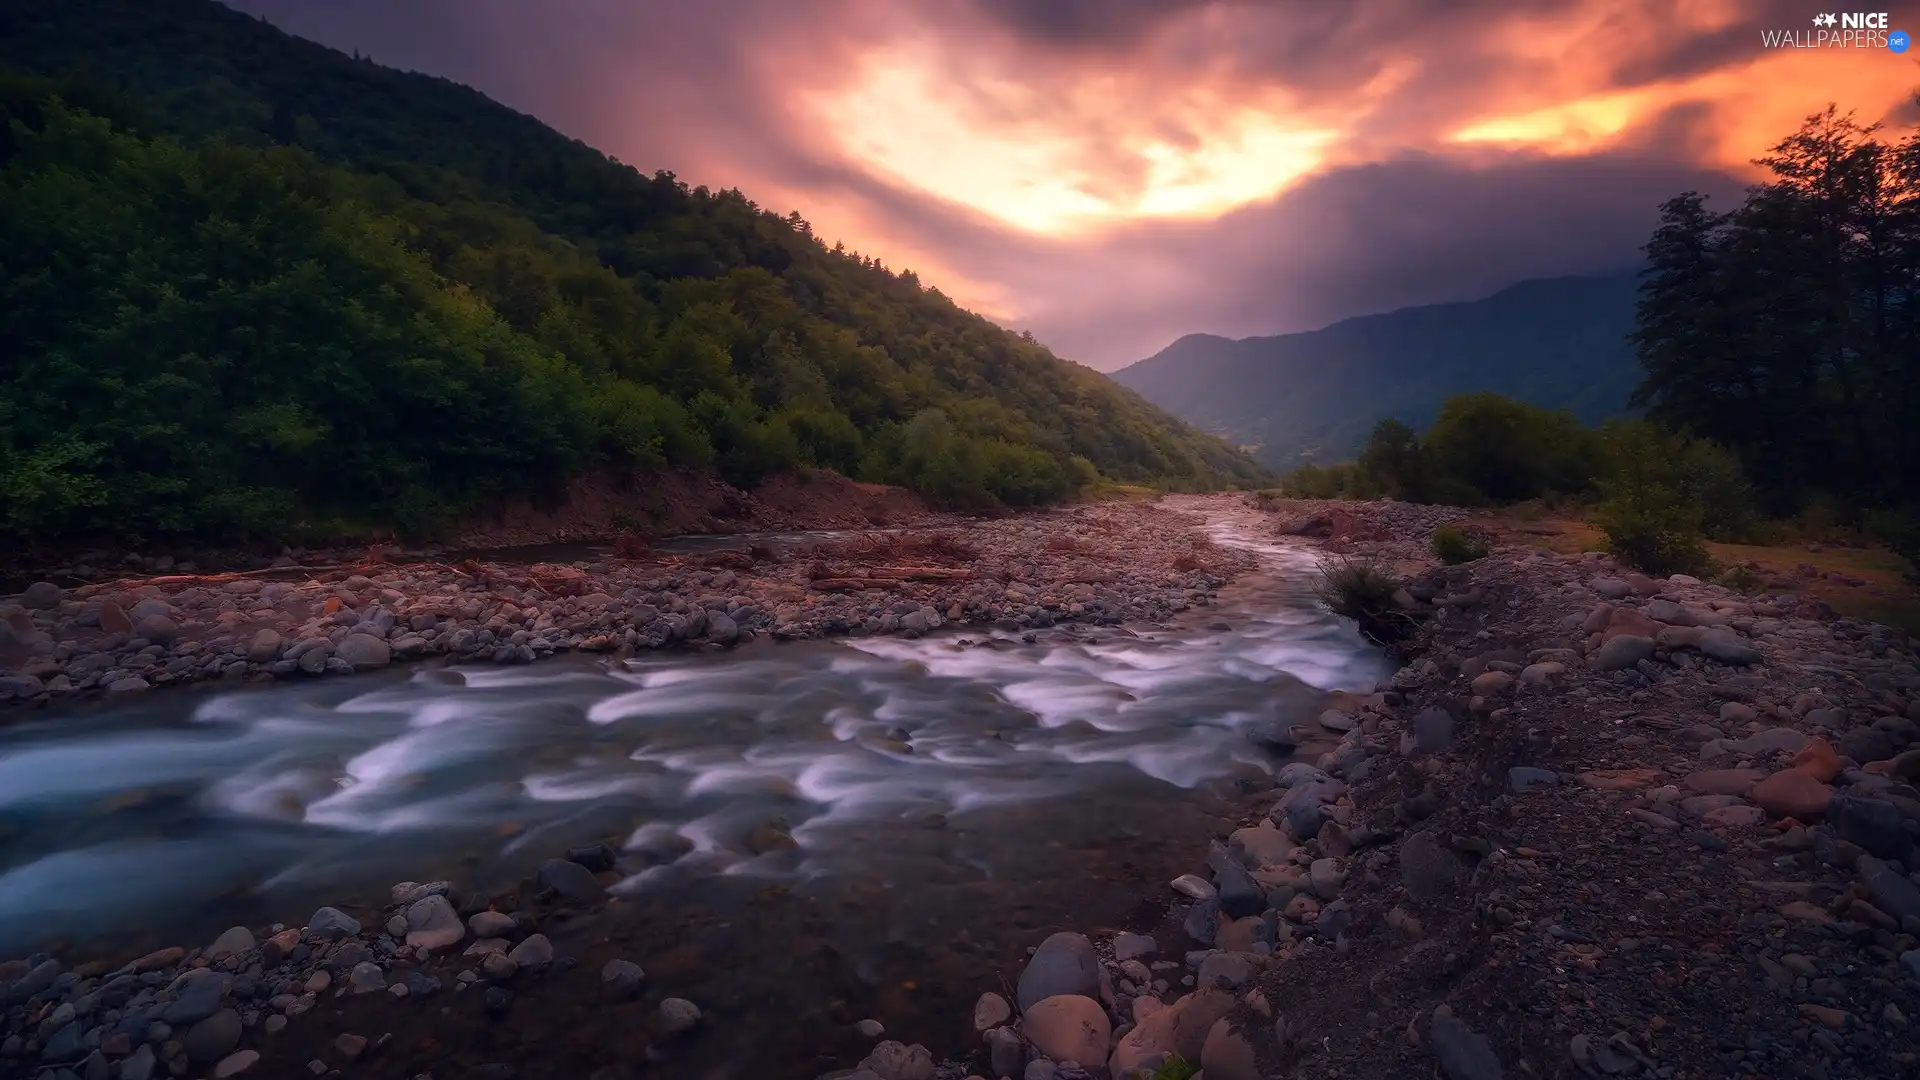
[1316,554,1419,646]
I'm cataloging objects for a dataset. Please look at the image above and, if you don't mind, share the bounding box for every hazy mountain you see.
[1111,273,1643,468]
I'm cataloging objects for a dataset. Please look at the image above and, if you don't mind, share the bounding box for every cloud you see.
[223,0,1919,369]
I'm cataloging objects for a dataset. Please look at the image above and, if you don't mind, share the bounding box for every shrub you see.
[1864,508,1920,583]
[1150,1056,1199,1080]
[1430,525,1490,565]
[1593,486,1711,577]
[1315,554,1417,645]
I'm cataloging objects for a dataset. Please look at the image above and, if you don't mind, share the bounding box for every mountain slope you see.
[0,0,1266,546]
[1112,274,1642,468]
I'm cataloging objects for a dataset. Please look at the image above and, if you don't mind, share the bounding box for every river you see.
[0,509,1390,1075]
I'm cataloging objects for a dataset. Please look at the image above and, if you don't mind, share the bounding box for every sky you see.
[225,0,1920,370]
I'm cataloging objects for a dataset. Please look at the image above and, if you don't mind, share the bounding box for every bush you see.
[1315,554,1418,646]
[1150,1056,1199,1080]
[1430,525,1490,565]
[1422,393,1601,503]
[1593,486,1711,577]
[1865,508,1920,583]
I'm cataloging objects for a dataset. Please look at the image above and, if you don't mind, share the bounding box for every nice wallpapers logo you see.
[1762,11,1909,49]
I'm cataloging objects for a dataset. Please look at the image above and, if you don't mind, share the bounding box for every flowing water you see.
[0,507,1389,1073]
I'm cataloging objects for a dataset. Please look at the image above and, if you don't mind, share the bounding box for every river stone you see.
[1197,952,1259,990]
[469,911,517,938]
[974,991,1011,1031]
[19,581,62,609]
[1431,1003,1504,1080]
[309,906,360,939]
[1401,832,1464,902]
[988,1026,1024,1078]
[507,934,553,967]
[246,629,282,663]
[404,894,465,951]
[334,632,391,669]
[1859,856,1920,924]
[1183,897,1221,947]
[1215,861,1265,918]
[538,857,606,903]
[162,970,228,1025]
[1112,932,1157,962]
[658,997,702,1035]
[601,959,644,998]
[705,610,739,645]
[1022,994,1110,1066]
[1201,1018,1260,1080]
[184,1009,242,1062]
[1593,635,1656,672]
[1309,857,1345,899]
[349,962,385,993]
[213,1049,260,1078]
[1751,769,1830,820]
[1016,931,1100,1011]
[859,1039,935,1080]
[207,926,254,960]
[135,614,179,645]
[1409,707,1454,756]
[1508,767,1559,793]
[1829,796,1915,860]
[1318,709,1356,732]
[1697,627,1762,665]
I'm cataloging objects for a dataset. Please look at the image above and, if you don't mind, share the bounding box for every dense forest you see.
[1278,106,1920,578]
[1632,107,1920,517]
[0,0,1264,547]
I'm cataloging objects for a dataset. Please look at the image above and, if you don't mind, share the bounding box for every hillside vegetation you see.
[0,0,1264,547]
[1272,106,1920,582]
[1112,273,1640,468]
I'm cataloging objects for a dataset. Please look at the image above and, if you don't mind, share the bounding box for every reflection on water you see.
[0,513,1387,974]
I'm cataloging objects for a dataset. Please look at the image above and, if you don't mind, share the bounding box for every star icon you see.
[1821,12,1838,25]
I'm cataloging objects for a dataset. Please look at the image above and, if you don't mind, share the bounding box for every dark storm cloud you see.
[220,0,1915,370]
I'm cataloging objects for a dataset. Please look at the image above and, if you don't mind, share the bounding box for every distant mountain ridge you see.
[1112,273,1643,468]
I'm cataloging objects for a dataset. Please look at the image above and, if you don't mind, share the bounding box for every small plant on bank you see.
[1149,1055,1199,1080]
[1430,525,1489,565]
[1315,553,1418,646]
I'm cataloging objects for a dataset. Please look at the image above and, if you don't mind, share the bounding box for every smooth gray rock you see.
[160,970,227,1025]
[183,1009,242,1062]
[601,959,645,999]
[308,906,360,939]
[1401,832,1464,902]
[1697,628,1761,666]
[1015,931,1100,1011]
[19,581,63,609]
[1216,861,1265,919]
[537,858,605,904]
[404,894,466,951]
[1859,855,1920,924]
[1507,767,1559,793]
[1410,707,1454,755]
[1593,635,1656,672]
[1431,1003,1504,1080]
[334,632,392,669]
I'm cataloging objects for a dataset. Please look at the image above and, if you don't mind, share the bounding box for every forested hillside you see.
[1112,274,1640,469]
[0,0,1264,547]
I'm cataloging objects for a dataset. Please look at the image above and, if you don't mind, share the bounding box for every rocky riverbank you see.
[912,495,1920,1080]
[0,499,1251,709]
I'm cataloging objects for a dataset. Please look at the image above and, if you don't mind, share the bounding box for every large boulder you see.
[1022,994,1110,1066]
[334,632,392,669]
[1016,931,1100,1011]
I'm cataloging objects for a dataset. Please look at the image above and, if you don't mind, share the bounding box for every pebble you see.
[658,997,702,1035]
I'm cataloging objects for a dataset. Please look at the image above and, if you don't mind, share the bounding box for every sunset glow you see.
[229,0,1920,367]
